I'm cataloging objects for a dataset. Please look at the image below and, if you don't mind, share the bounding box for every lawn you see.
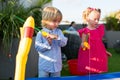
[107,48,120,72]
[61,48,120,76]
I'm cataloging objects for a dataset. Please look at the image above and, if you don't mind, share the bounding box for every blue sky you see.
[52,0,120,24]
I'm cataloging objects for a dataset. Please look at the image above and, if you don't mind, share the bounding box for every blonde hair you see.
[41,7,62,27]
[82,7,101,23]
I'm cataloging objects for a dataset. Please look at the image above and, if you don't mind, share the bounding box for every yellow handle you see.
[41,31,49,37]
[83,41,90,51]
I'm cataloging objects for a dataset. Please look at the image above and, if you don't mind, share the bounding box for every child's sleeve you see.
[56,30,68,47]
[77,28,89,37]
[35,32,51,53]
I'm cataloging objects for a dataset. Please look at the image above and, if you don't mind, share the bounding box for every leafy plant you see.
[103,10,120,31]
[0,0,52,53]
[104,16,120,31]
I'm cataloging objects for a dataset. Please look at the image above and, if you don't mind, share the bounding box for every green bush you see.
[104,16,120,31]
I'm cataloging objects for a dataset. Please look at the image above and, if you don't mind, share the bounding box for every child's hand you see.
[81,42,90,51]
[41,31,58,44]
[46,34,58,45]
[106,51,112,57]
[41,31,52,44]
[49,34,58,39]
[41,31,58,39]
[46,36,52,45]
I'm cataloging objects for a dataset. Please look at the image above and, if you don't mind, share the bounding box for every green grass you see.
[107,48,120,73]
[61,61,71,76]
[61,48,120,76]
